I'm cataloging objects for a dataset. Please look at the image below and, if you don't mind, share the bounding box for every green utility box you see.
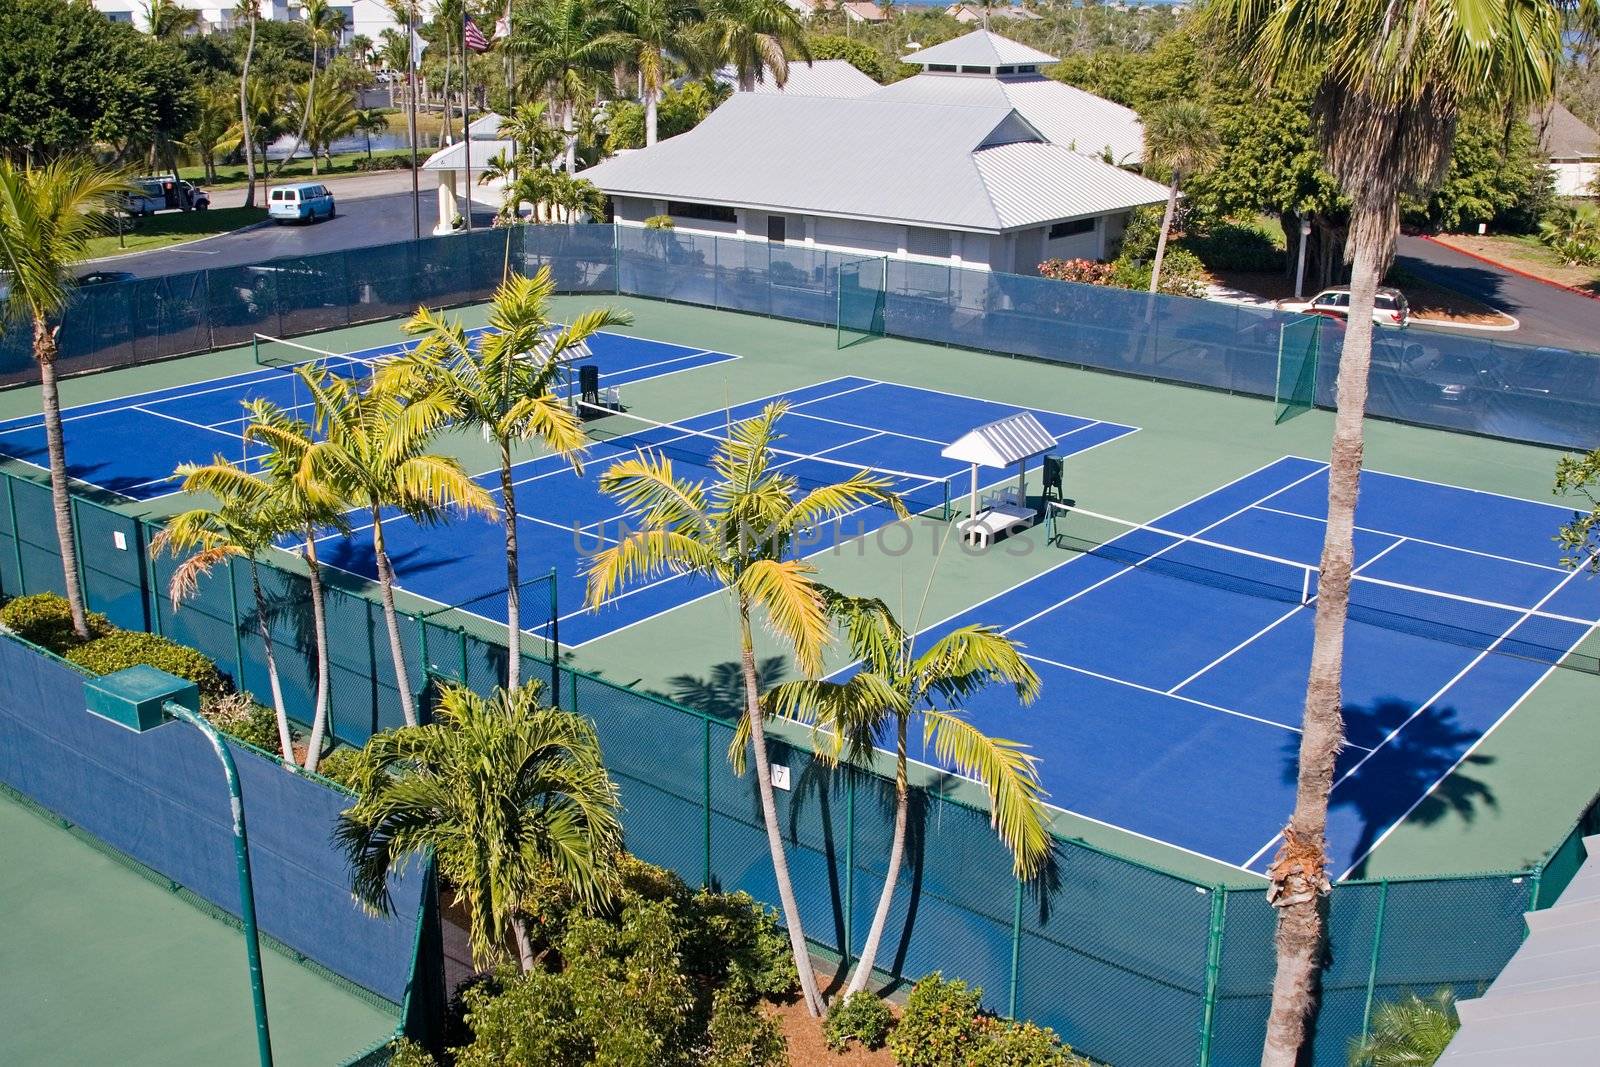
[84,666,199,733]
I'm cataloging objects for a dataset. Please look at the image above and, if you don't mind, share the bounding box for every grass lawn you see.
[1432,231,1600,292]
[85,206,267,260]
[181,147,417,190]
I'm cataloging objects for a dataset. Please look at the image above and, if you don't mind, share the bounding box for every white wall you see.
[1550,160,1599,197]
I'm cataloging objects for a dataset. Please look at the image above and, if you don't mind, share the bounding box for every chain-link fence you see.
[4,224,1595,450]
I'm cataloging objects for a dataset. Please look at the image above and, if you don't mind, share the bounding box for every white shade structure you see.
[940,411,1055,533]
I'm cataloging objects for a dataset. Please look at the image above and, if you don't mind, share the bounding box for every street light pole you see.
[407,1,421,241]
[1295,216,1312,299]
[166,700,275,1067]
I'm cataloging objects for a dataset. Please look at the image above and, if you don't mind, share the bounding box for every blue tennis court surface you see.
[0,328,737,500]
[314,376,1137,647]
[914,456,1600,879]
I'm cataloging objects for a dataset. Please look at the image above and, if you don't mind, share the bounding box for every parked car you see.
[75,270,136,287]
[125,177,210,214]
[268,183,336,224]
[1280,285,1410,327]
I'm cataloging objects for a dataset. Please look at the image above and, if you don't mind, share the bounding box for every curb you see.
[1420,234,1600,303]
[1410,312,1521,333]
[84,218,276,265]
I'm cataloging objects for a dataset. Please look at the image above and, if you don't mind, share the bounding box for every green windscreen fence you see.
[837,255,888,349]
[1275,314,1321,424]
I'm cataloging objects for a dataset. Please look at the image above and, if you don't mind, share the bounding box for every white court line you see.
[1019,651,1351,741]
[1252,504,1571,576]
[1242,561,1599,874]
[133,404,251,442]
[1165,537,1411,696]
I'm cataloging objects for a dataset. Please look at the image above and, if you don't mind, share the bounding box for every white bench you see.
[959,488,1036,548]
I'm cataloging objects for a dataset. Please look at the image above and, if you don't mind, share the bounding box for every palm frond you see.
[922,709,1052,879]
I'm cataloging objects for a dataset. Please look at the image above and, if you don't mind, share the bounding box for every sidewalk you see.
[204,168,421,210]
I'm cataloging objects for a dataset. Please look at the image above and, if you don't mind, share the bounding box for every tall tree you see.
[235,0,262,207]
[585,402,906,1018]
[155,459,298,759]
[242,400,351,774]
[338,681,624,971]
[514,0,630,172]
[695,0,810,92]
[746,593,1051,997]
[0,159,128,640]
[277,0,347,176]
[297,75,359,172]
[613,0,700,146]
[398,270,631,689]
[1142,100,1219,294]
[144,0,201,40]
[292,366,497,727]
[1204,1,1562,1062]
[354,107,389,160]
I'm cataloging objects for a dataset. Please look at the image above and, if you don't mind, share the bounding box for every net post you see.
[1358,879,1390,1043]
[1302,567,1312,605]
[1197,885,1228,1066]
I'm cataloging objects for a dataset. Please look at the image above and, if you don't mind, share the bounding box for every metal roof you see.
[580,94,1167,232]
[903,29,1057,68]
[714,59,880,99]
[870,72,1144,163]
[422,138,518,173]
[1438,837,1600,1064]
[941,412,1056,467]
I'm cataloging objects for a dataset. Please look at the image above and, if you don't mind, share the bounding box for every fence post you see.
[142,522,163,636]
[1007,877,1024,1018]
[569,668,578,714]
[456,625,468,689]
[702,713,713,889]
[1526,864,1545,913]
[844,772,855,966]
[4,474,23,596]
[547,567,560,700]
[1197,886,1228,1067]
[1359,879,1391,1042]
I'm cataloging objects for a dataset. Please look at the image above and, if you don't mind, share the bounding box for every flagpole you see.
[407,0,421,240]
[462,12,474,233]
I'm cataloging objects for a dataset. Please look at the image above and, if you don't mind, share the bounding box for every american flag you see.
[463,15,491,53]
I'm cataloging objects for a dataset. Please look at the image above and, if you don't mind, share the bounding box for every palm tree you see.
[1348,989,1459,1067]
[500,100,565,168]
[397,269,631,689]
[278,0,348,176]
[242,400,351,774]
[154,459,298,759]
[144,0,200,39]
[380,27,413,87]
[299,78,360,173]
[235,0,262,207]
[354,108,389,160]
[0,160,128,641]
[1205,1,1561,1062]
[348,32,375,67]
[746,593,1051,997]
[545,169,605,222]
[614,0,699,146]
[227,79,291,202]
[514,0,631,173]
[499,168,557,223]
[337,681,624,971]
[188,86,237,184]
[585,402,906,1018]
[1143,100,1219,294]
[292,366,497,727]
[695,0,810,92]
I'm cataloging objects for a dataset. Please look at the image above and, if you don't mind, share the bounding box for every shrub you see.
[703,988,788,1067]
[1038,258,1115,285]
[687,889,796,1003]
[825,990,895,1052]
[311,746,362,790]
[202,691,283,754]
[888,974,989,1067]
[453,967,587,1067]
[385,1038,438,1067]
[67,630,229,698]
[965,1022,1091,1067]
[1183,221,1286,273]
[0,592,112,652]
[644,214,675,230]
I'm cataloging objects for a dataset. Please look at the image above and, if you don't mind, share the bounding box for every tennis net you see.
[1045,502,1600,673]
[252,333,351,369]
[575,400,954,521]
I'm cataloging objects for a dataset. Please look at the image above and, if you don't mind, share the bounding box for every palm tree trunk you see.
[645,87,659,147]
[739,608,824,1017]
[1149,175,1179,294]
[846,716,909,997]
[276,44,316,178]
[512,914,536,972]
[302,532,333,773]
[240,16,258,209]
[1259,232,1382,1067]
[500,444,522,691]
[563,99,576,174]
[34,321,89,640]
[249,561,294,759]
[371,510,418,726]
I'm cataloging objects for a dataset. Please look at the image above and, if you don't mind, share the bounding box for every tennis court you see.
[0,327,737,500]
[906,455,1600,879]
[315,374,1137,646]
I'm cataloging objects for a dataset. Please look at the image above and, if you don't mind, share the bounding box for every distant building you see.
[91,0,408,47]
[581,30,1164,277]
[1531,102,1600,197]
[842,2,889,23]
[946,3,1042,23]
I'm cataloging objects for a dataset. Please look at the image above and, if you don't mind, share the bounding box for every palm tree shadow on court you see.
[1279,699,1498,883]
